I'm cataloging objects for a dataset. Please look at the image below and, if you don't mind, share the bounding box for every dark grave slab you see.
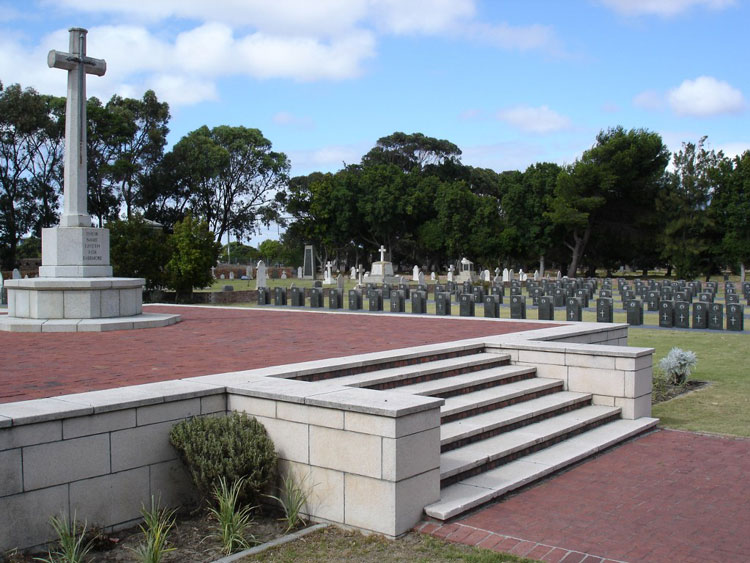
[692,302,708,329]
[328,288,343,309]
[708,303,724,330]
[510,295,526,319]
[727,293,740,304]
[674,301,690,328]
[538,296,554,320]
[462,281,474,295]
[310,287,324,308]
[390,290,405,313]
[553,288,565,308]
[575,289,589,308]
[596,297,613,323]
[646,291,660,311]
[382,284,392,300]
[742,282,750,296]
[367,289,383,311]
[483,294,500,318]
[624,289,636,300]
[626,299,643,326]
[418,284,428,295]
[290,287,305,307]
[274,286,287,306]
[348,289,362,310]
[599,289,612,298]
[530,287,542,306]
[727,304,744,331]
[661,286,674,300]
[434,284,445,293]
[659,300,674,327]
[491,285,505,299]
[459,293,475,317]
[566,297,582,322]
[675,291,690,303]
[510,286,522,296]
[411,291,427,314]
[313,280,323,288]
[698,292,713,303]
[257,287,270,306]
[446,281,456,294]
[435,292,451,316]
[398,283,410,298]
[473,286,485,302]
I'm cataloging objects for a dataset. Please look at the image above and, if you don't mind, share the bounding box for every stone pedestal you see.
[40,227,113,277]
[367,261,399,284]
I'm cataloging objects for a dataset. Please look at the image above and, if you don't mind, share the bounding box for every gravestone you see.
[382,284,392,300]
[566,297,582,322]
[418,271,426,287]
[596,297,613,323]
[411,291,427,314]
[281,270,287,279]
[367,289,383,311]
[538,296,554,321]
[290,286,305,306]
[390,290,406,313]
[229,271,235,280]
[707,303,723,330]
[297,266,303,279]
[435,292,451,316]
[599,288,612,299]
[323,262,333,285]
[472,286,485,302]
[553,287,565,308]
[491,285,504,300]
[698,292,713,304]
[626,299,643,326]
[302,244,315,279]
[348,288,363,310]
[459,293,475,317]
[430,271,436,281]
[310,287,324,308]
[413,265,420,282]
[337,273,345,290]
[510,295,526,319]
[398,283,411,299]
[350,266,357,280]
[256,260,267,288]
[483,294,500,318]
[646,290,660,311]
[257,287,270,305]
[328,288,343,309]
[659,300,674,328]
[447,265,455,282]
[222,285,234,292]
[692,302,708,329]
[457,257,477,283]
[510,286,522,296]
[727,304,744,331]
[502,268,509,283]
[674,301,690,328]
[727,293,740,304]
[274,286,287,306]
[220,274,226,280]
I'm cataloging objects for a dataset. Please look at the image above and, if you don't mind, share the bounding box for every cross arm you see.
[47,50,107,76]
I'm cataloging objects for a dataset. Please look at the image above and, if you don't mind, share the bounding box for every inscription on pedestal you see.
[83,229,104,263]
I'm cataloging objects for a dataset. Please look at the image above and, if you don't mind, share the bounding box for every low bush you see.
[658,347,698,386]
[169,413,277,506]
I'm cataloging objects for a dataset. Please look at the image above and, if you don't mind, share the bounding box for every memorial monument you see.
[367,245,399,284]
[1,28,179,332]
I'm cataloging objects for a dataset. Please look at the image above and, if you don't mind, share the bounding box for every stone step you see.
[440,378,564,423]
[390,364,537,398]
[440,405,621,486]
[327,352,511,390]
[440,391,592,451]
[424,417,659,520]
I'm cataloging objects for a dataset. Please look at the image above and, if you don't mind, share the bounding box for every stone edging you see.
[211,523,329,562]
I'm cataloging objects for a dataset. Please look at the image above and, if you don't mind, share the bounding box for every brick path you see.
[0,305,556,403]
[419,429,750,563]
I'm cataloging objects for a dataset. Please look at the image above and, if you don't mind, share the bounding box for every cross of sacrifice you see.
[48,28,106,227]
[378,245,387,262]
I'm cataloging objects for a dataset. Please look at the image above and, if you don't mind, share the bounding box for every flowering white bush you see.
[658,347,697,385]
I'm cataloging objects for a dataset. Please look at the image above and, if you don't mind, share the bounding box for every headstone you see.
[328,288,343,309]
[553,287,565,308]
[708,303,723,330]
[430,271,436,281]
[413,265,420,282]
[382,283,392,300]
[310,287,324,308]
[290,286,305,306]
[351,266,357,280]
[323,261,333,285]
[447,264,455,283]
[220,274,225,280]
[222,285,234,292]
[646,290,660,311]
[390,290,406,313]
[257,287,270,305]
[302,244,315,279]
[674,301,690,328]
[538,296,554,320]
[698,292,713,304]
[472,286,485,302]
[491,285,504,300]
[483,269,491,282]
[596,297,613,323]
[348,288,363,310]
[659,300,674,328]
[459,293,475,317]
[626,299,643,326]
[367,288,383,311]
[509,269,515,283]
[533,270,539,281]
[599,288,612,298]
[255,260,267,288]
[727,304,744,331]
[411,290,427,314]
[502,268,510,283]
[418,271,426,286]
[435,292,451,316]
[483,294,500,318]
[337,273,345,290]
[727,293,740,304]
[692,302,708,329]
[274,286,287,306]
[229,271,235,280]
[297,266,303,279]
[281,270,287,279]
[566,297,582,322]
[510,295,526,319]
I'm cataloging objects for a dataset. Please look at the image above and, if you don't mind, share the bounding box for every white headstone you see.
[430,271,436,281]
[379,245,387,262]
[297,266,303,279]
[509,269,514,281]
[447,265,455,282]
[557,271,562,280]
[502,268,509,283]
[520,270,528,282]
[533,270,539,281]
[483,269,491,282]
[12,268,21,280]
[281,270,287,279]
[229,271,235,280]
[256,260,267,288]
[324,261,333,284]
[350,266,356,280]
[418,271,426,286]
[413,265,420,282]
[220,274,225,280]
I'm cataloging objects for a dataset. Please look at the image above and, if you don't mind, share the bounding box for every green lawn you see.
[629,328,750,437]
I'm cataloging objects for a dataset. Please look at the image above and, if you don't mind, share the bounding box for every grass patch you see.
[240,526,537,562]
[628,328,750,437]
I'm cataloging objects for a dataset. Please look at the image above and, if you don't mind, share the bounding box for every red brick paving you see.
[0,305,556,403]
[419,429,750,563]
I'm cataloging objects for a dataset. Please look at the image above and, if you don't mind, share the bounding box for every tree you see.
[549,127,669,277]
[362,132,462,172]
[258,239,284,265]
[165,214,220,301]
[109,215,171,290]
[714,151,750,281]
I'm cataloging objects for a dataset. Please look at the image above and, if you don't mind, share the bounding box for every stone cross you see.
[48,28,106,228]
[379,245,387,262]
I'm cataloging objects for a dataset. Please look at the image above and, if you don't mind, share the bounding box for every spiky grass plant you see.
[208,476,255,555]
[34,512,93,563]
[129,496,176,563]
[266,472,312,533]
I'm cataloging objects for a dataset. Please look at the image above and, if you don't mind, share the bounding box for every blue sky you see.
[1,0,748,243]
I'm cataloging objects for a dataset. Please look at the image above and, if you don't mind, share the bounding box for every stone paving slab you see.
[0,305,556,404]
[419,429,750,563]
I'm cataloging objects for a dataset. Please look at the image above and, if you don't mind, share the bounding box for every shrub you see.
[658,347,698,386]
[169,413,277,506]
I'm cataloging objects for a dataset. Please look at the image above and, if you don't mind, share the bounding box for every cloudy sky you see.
[1,1,747,220]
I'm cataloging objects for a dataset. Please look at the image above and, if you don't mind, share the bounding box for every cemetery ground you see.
[1,302,749,562]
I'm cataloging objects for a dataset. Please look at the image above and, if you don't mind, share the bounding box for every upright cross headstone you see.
[379,245,387,262]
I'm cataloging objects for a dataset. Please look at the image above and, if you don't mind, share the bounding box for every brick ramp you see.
[419,429,750,563]
[0,305,557,403]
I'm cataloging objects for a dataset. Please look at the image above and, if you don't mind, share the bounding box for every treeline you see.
[2,81,749,281]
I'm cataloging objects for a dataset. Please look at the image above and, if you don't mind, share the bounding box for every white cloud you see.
[461,21,561,53]
[371,0,475,34]
[497,105,572,134]
[716,142,750,159]
[667,76,744,117]
[599,0,736,17]
[287,143,368,175]
[272,112,315,129]
[633,89,665,111]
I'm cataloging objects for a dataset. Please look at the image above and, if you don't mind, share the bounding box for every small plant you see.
[266,472,313,533]
[169,412,277,506]
[129,496,176,563]
[34,512,93,563]
[208,476,255,555]
[658,347,698,386]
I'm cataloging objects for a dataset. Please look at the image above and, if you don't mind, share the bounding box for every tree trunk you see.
[741,263,746,283]
[539,255,545,280]
[566,225,591,278]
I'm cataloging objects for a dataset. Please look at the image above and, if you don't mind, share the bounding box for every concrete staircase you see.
[292,345,658,521]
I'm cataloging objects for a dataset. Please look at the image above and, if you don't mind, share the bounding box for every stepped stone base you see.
[1,277,180,332]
